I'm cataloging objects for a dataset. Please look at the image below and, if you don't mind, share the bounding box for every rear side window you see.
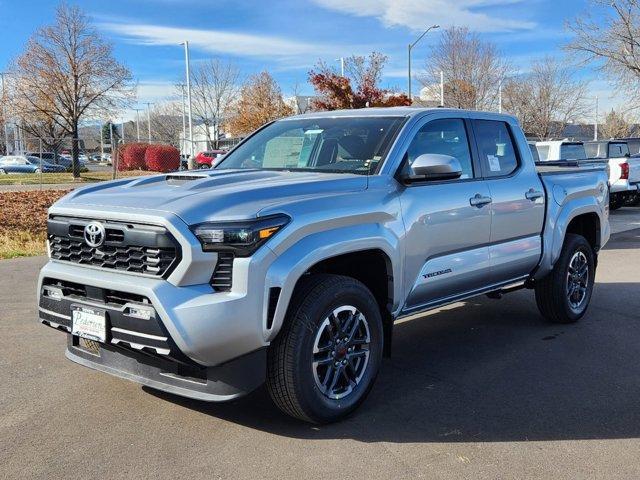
[473,120,519,177]
[404,118,474,179]
[528,144,540,162]
[560,144,586,160]
[608,143,629,158]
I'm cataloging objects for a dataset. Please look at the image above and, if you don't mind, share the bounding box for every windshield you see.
[216,116,405,174]
[560,144,586,160]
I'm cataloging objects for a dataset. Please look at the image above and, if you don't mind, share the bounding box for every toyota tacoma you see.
[38,108,610,423]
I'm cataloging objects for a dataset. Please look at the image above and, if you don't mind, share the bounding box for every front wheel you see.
[535,233,595,323]
[267,274,383,423]
[0,168,6,174]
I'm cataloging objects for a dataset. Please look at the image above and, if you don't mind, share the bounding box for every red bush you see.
[145,145,180,172]
[118,143,149,171]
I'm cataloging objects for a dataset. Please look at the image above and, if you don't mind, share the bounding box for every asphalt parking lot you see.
[1,216,639,479]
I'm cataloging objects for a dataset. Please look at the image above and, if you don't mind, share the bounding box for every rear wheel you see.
[0,168,6,174]
[626,193,640,206]
[267,274,383,423]
[535,234,595,323]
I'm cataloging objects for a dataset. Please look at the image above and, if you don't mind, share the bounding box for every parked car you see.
[584,140,640,210]
[0,155,66,174]
[38,108,610,423]
[195,150,227,169]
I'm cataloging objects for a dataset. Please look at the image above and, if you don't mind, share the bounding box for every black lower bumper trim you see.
[66,335,266,401]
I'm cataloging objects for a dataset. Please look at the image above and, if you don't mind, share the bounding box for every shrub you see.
[145,145,180,172]
[118,143,148,171]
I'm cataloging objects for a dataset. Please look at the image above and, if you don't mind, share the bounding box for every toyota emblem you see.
[84,221,106,248]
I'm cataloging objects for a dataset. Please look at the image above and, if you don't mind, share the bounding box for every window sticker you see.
[487,154,501,172]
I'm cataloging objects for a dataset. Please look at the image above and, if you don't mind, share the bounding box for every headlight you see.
[191,214,290,256]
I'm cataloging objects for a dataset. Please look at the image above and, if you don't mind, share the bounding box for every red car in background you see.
[195,150,227,169]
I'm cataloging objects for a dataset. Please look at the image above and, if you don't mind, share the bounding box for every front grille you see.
[47,216,180,278]
[210,252,234,291]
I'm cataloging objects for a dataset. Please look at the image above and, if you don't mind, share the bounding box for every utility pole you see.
[594,96,599,141]
[181,41,195,169]
[145,102,153,143]
[408,25,440,100]
[121,119,126,143]
[498,78,503,114]
[336,57,345,76]
[440,70,444,107]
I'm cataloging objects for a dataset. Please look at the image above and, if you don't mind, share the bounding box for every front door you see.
[399,117,492,313]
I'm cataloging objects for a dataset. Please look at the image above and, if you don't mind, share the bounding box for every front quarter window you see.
[216,116,405,175]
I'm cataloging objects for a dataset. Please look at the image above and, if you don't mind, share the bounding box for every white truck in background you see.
[536,139,640,209]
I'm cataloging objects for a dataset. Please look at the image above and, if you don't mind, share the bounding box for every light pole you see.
[178,83,186,155]
[180,41,194,169]
[408,25,439,101]
[145,102,153,143]
[594,96,599,141]
[1,72,11,155]
[134,108,142,141]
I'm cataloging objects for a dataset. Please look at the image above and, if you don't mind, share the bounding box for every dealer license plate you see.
[71,306,107,343]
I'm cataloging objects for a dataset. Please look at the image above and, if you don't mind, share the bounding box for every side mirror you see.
[404,153,462,182]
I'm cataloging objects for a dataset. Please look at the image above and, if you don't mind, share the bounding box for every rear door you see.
[471,119,545,284]
[399,116,493,313]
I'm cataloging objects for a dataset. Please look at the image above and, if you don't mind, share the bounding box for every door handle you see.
[525,189,544,201]
[469,194,492,207]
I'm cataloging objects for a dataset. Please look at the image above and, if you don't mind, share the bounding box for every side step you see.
[485,280,532,299]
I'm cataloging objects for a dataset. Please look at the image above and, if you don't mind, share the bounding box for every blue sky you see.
[0,0,621,120]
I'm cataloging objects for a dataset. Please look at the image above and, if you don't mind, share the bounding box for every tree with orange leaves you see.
[308,52,411,110]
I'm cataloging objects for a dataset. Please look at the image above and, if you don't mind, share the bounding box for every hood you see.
[57,169,369,225]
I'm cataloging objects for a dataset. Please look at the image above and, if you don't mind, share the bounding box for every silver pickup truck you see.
[38,108,610,423]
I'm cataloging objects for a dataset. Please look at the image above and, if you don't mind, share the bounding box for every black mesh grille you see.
[48,236,177,277]
[210,252,234,291]
[47,216,180,278]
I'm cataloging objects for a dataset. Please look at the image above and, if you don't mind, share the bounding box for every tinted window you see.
[608,142,629,158]
[473,120,518,177]
[528,144,540,162]
[404,119,474,179]
[560,144,586,160]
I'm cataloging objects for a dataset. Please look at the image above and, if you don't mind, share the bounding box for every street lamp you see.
[180,41,194,169]
[408,24,440,101]
[134,108,142,141]
[145,102,153,143]
[1,72,11,155]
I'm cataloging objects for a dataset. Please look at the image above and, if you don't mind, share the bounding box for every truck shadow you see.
[147,278,640,443]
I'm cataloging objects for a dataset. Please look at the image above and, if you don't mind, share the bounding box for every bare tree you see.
[567,0,640,105]
[502,57,589,140]
[600,108,634,139]
[9,3,133,176]
[421,26,510,110]
[147,101,183,146]
[190,59,240,149]
[228,72,293,136]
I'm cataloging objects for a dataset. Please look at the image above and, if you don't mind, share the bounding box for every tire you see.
[34,168,41,174]
[626,193,640,207]
[0,169,6,175]
[535,234,595,324]
[609,194,623,211]
[267,274,383,423]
